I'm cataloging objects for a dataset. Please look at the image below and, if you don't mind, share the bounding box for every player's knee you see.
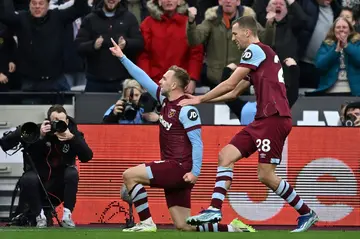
[218,150,231,167]
[122,168,134,185]
[257,169,275,186]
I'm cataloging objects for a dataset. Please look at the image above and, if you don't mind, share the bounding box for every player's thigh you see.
[164,187,192,209]
[145,160,187,189]
[227,128,257,163]
[256,116,292,165]
[122,164,150,185]
[168,206,194,231]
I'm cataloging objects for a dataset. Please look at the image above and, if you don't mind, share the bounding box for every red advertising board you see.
[56,125,359,226]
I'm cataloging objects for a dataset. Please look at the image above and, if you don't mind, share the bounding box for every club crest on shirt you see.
[168,109,176,118]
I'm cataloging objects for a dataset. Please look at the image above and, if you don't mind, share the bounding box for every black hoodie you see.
[0,117,93,181]
[75,2,144,80]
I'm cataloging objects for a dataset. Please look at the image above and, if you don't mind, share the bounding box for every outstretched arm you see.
[199,67,250,103]
[200,44,265,103]
[119,56,165,104]
[208,80,251,103]
[110,38,165,104]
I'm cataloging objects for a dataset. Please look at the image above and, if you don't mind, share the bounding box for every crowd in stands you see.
[0,0,360,106]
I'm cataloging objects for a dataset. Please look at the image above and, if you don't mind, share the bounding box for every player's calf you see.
[208,145,241,210]
[121,164,157,232]
[257,163,317,232]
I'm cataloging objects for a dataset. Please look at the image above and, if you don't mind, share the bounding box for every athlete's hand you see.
[178,94,202,106]
[142,112,159,122]
[183,172,197,184]
[284,57,297,67]
[109,38,124,58]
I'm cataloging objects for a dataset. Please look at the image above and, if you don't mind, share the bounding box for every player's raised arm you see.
[109,38,161,103]
[179,106,203,179]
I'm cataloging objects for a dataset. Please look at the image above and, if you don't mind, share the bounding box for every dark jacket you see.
[0,23,16,77]
[75,3,144,80]
[262,2,308,62]
[0,0,89,80]
[296,0,341,58]
[0,117,93,181]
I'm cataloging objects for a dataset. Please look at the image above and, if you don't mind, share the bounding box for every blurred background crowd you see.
[0,0,359,112]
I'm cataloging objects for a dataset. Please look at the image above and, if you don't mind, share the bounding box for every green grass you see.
[0,228,358,239]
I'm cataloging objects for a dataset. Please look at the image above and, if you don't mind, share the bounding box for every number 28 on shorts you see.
[256,139,271,153]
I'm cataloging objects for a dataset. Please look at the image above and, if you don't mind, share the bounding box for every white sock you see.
[63,208,71,220]
[39,209,45,219]
[208,206,220,211]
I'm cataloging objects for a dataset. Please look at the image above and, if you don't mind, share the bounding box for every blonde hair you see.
[121,79,145,98]
[324,17,360,45]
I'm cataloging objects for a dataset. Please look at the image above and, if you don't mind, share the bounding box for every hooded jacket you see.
[75,1,144,80]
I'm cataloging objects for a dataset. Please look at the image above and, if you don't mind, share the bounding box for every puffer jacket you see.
[136,0,204,84]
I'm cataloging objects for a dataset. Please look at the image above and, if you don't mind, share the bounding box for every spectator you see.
[340,6,358,31]
[297,0,341,89]
[123,0,149,23]
[262,0,307,107]
[342,0,360,20]
[50,0,87,89]
[196,0,254,24]
[137,0,203,94]
[103,79,159,124]
[309,17,360,96]
[76,0,144,92]
[187,0,261,88]
[0,22,16,93]
[0,0,89,99]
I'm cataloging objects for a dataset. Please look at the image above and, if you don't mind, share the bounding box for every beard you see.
[104,2,118,12]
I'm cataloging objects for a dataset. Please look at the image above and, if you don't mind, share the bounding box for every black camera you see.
[49,120,68,134]
[121,100,138,121]
[344,114,357,127]
[342,101,360,127]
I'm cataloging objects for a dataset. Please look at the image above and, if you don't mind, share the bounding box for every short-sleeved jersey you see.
[156,88,201,170]
[239,42,291,119]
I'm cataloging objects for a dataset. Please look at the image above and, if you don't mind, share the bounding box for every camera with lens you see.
[342,101,360,127]
[48,120,68,134]
[344,114,357,127]
[120,100,139,121]
[119,89,158,121]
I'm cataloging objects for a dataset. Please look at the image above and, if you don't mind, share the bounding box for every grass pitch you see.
[0,228,358,239]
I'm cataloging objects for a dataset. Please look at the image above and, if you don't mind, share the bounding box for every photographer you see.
[102,79,159,124]
[341,101,360,127]
[0,105,93,228]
